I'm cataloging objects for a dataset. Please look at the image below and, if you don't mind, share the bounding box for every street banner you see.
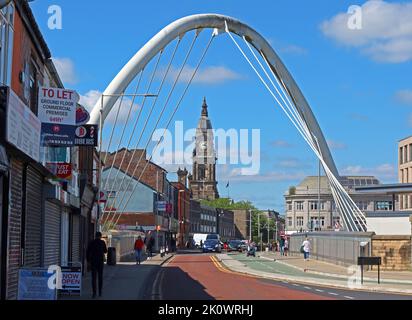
[18,268,57,300]
[59,266,82,297]
[38,87,79,147]
[75,124,98,146]
[46,163,72,180]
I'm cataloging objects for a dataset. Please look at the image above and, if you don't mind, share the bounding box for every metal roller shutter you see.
[71,214,80,263]
[43,201,61,267]
[24,166,43,267]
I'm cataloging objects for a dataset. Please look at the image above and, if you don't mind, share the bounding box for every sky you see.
[30,0,412,212]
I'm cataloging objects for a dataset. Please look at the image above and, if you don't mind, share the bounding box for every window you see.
[287,217,292,227]
[0,3,14,86]
[309,201,318,211]
[409,144,412,163]
[295,201,304,211]
[375,201,393,211]
[287,202,292,211]
[405,145,409,163]
[400,147,404,165]
[296,217,304,227]
[355,201,368,211]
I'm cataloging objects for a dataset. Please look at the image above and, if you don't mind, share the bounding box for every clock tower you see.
[188,98,219,200]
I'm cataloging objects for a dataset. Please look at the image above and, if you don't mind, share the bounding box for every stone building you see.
[284,176,395,233]
[188,98,219,200]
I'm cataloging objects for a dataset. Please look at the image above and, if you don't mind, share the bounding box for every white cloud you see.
[79,90,140,125]
[327,139,347,150]
[395,89,412,105]
[52,57,78,85]
[341,163,397,181]
[270,140,293,148]
[162,65,242,84]
[321,1,412,63]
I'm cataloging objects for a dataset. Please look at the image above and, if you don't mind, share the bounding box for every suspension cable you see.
[101,50,165,228]
[111,30,215,230]
[109,31,201,230]
[226,24,364,231]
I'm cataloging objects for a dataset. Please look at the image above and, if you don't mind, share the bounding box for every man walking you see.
[302,236,311,261]
[87,232,108,298]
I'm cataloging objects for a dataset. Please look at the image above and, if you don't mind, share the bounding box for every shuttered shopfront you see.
[70,213,81,263]
[23,165,43,267]
[43,200,61,267]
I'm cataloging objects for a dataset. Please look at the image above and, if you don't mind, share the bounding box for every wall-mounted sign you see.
[76,104,90,125]
[156,201,167,212]
[46,147,68,163]
[75,124,98,146]
[38,87,79,147]
[41,123,75,146]
[38,87,78,125]
[46,163,72,181]
[4,87,41,162]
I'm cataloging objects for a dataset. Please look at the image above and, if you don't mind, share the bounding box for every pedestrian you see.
[302,236,311,261]
[134,236,144,265]
[86,232,108,298]
[146,235,155,259]
[284,238,289,256]
[279,237,285,256]
[200,239,203,248]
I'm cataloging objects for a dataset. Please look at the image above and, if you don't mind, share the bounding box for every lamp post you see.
[249,209,252,242]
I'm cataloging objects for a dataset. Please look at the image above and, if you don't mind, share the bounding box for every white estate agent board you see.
[6,88,41,162]
[38,87,78,125]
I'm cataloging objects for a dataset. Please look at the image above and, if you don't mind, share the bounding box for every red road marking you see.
[166,255,334,300]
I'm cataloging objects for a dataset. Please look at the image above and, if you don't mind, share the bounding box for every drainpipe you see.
[0,0,12,10]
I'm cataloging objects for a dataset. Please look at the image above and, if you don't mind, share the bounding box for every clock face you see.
[200,142,207,150]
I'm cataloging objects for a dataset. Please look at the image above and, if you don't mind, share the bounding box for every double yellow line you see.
[210,256,258,279]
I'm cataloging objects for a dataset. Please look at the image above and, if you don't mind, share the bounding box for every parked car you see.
[228,240,243,252]
[206,234,220,242]
[202,239,222,253]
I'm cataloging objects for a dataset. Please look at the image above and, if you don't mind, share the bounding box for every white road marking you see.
[315,289,324,293]
[304,286,312,290]
[344,296,355,300]
[292,284,300,287]
[328,292,339,296]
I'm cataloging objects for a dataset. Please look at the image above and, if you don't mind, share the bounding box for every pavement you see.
[59,251,175,300]
[216,251,412,296]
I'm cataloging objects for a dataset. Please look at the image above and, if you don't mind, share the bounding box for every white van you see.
[193,234,208,248]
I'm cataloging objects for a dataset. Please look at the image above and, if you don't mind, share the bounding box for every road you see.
[146,253,412,300]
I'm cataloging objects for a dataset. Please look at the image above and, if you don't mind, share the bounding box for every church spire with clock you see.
[188,97,219,200]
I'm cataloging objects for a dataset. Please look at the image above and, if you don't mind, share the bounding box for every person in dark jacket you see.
[86,232,107,298]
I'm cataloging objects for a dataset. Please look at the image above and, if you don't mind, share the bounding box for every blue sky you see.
[31,1,412,211]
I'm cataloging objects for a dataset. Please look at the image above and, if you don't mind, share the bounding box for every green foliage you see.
[200,198,278,244]
[200,198,258,211]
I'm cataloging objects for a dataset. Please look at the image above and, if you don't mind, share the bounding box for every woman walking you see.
[134,236,144,265]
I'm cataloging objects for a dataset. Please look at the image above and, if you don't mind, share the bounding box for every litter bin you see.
[107,247,116,266]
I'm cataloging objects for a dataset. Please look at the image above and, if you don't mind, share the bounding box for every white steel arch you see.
[88,13,339,177]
